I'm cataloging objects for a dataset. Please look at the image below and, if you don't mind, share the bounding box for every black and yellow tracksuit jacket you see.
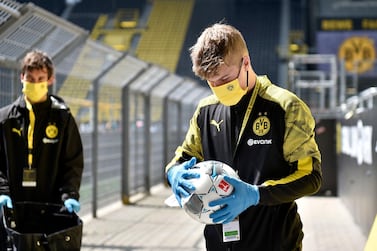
[0,95,83,204]
[166,75,322,251]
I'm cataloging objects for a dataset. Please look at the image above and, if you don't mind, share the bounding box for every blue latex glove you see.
[64,198,80,213]
[209,175,259,224]
[0,195,13,208]
[167,157,200,206]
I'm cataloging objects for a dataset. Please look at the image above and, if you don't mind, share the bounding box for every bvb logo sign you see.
[338,36,375,74]
[252,113,270,136]
[45,124,58,138]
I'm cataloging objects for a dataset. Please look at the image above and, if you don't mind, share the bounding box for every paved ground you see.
[80,184,367,251]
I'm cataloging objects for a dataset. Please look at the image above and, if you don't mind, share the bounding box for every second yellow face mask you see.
[22,81,48,103]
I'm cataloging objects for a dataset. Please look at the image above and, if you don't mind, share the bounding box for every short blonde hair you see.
[190,23,249,79]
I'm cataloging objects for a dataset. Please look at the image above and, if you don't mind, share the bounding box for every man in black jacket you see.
[0,50,84,250]
[166,23,322,250]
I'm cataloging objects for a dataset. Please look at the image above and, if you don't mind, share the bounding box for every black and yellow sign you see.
[338,36,376,73]
[319,18,377,31]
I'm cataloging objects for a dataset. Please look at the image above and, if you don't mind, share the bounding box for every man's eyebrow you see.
[25,76,35,80]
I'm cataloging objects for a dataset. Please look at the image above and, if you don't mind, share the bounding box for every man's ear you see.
[48,75,55,86]
[243,55,250,67]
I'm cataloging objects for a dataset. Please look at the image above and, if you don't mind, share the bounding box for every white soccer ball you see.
[181,160,239,224]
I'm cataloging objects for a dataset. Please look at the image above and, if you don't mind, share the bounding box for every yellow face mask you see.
[208,77,247,106]
[22,81,48,103]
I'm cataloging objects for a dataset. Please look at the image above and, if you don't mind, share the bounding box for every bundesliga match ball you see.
[182,160,239,224]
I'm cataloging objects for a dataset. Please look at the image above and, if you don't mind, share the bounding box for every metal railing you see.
[288,54,377,120]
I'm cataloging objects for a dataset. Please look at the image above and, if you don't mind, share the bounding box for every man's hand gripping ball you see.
[167,157,200,207]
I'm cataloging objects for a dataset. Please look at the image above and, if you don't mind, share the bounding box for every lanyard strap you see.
[26,100,35,168]
[236,79,260,148]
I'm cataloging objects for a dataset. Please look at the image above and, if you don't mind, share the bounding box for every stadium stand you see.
[135,0,194,72]
[90,9,143,52]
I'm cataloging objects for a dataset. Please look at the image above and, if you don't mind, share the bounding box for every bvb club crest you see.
[338,36,375,74]
[45,124,58,138]
[252,113,270,136]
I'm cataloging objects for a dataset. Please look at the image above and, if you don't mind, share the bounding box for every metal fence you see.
[288,54,377,120]
[0,0,210,218]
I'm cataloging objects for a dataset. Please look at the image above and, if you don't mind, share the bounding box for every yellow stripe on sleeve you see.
[262,156,313,186]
